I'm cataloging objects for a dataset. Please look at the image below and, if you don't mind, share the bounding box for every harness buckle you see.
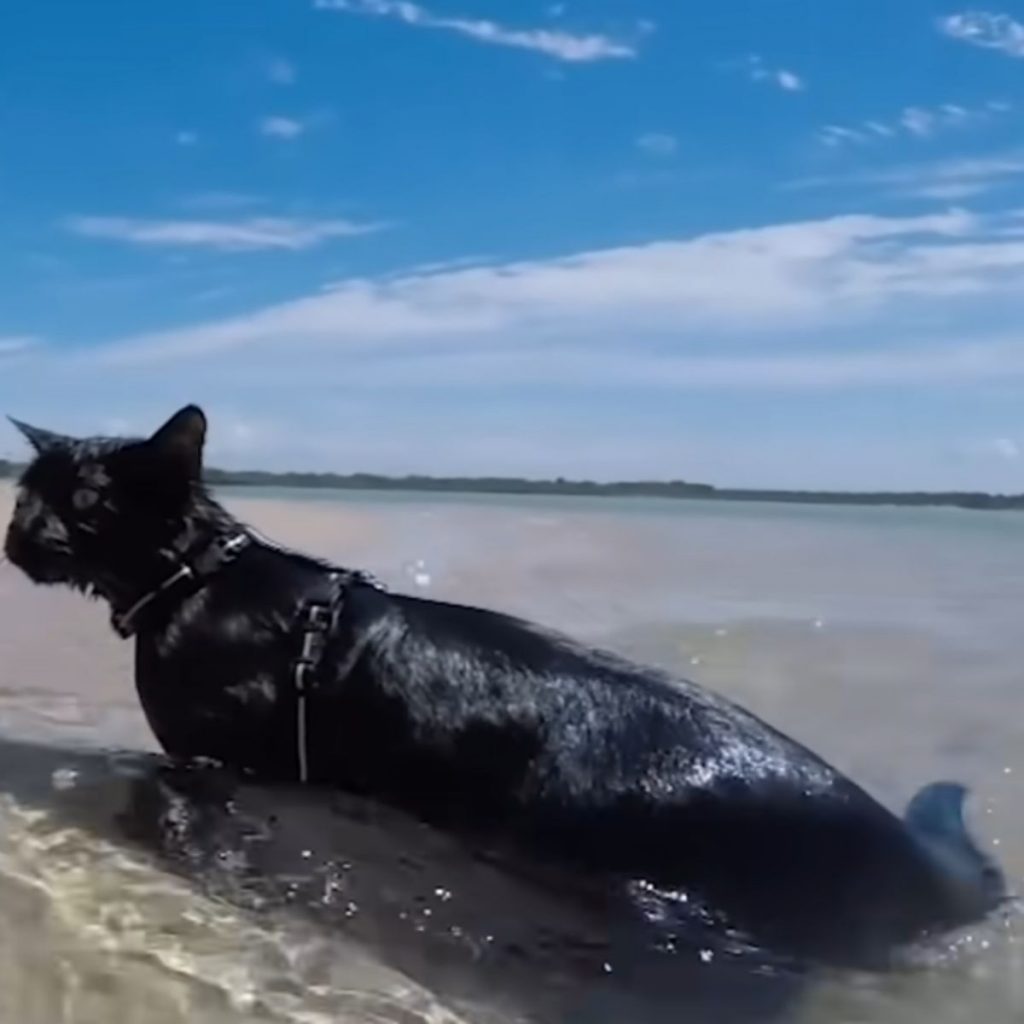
[302,602,333,632]
[191,532,251,576]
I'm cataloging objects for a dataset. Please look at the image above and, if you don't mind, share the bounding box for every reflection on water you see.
[0,489,1021,1022]
[0,738,810,1024]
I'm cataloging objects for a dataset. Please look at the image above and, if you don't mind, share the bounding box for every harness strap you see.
[290,568,380,784]
[292,572,342,784]
[112,532,252,639]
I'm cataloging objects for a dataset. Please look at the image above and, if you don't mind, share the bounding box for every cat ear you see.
[147,405,207,479]
[7,417,69,454]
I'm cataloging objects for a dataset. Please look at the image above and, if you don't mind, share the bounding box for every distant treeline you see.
[1,460,1020,510]
[202,471,1023,510]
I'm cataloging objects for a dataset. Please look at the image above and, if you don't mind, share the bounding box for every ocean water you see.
[0,487,1021,1023]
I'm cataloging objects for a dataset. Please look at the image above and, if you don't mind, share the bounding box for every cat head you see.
[3,406,209,602]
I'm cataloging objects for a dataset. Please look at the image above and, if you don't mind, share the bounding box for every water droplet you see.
[813,618,825,629]
[301,849,313,859]
[405,559,432,588]
[434,887,453,901]
[690,656,702,666]
[51,767,79,791]
[699,949,714,964]
[602,962,613,974]
[714,628,728,638]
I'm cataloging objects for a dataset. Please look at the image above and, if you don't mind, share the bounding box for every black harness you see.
[111,530,383,784]
[291,570,345,784]
[111,531,253,639]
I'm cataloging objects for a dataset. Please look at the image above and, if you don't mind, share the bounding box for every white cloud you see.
[742,55,805,92]
[775,69,804,92]
[939,11,1024,56]
[65,216,386,252]
[15,209,1024,487]
[78,208,999,368]
[818,99,1011,149]
[907,180,992,200]
[635,132,678,157]
[792,150,1024,201]
[900,106,936,137]
[864,121,896,138]
[313,0,637,62]
[820,125,869,147]
[265,57,297,84]
[175,131,199,146]
[260,116,305,140]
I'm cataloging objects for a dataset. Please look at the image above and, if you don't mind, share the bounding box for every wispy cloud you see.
[83,208,995,368]
[737,54,805,92]
[14,210,1024,486]
[65,216,386,252]
[790,149,1024,201]
[313,0,638,63]
[939,11,1024,57]
[265,56,297,84]
[259,116,305,140]
[635,132,678,157]
[818,99,1010,148]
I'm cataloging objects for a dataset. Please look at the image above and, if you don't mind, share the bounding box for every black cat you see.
[2,405,1007,965]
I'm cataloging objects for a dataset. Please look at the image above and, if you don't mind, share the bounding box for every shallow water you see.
[0,487,1021,1022]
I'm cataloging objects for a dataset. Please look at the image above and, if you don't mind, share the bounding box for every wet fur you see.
[3,406,1006,967]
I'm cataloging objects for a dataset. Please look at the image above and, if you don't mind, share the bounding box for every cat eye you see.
[72,488,99,511]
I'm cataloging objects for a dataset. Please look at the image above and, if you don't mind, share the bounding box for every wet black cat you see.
[2,405,1006,965]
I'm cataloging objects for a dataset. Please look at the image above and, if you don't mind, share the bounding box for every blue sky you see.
[4,1,1024,489]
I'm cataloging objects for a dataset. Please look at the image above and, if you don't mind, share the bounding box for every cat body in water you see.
[3,405,1007,967]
